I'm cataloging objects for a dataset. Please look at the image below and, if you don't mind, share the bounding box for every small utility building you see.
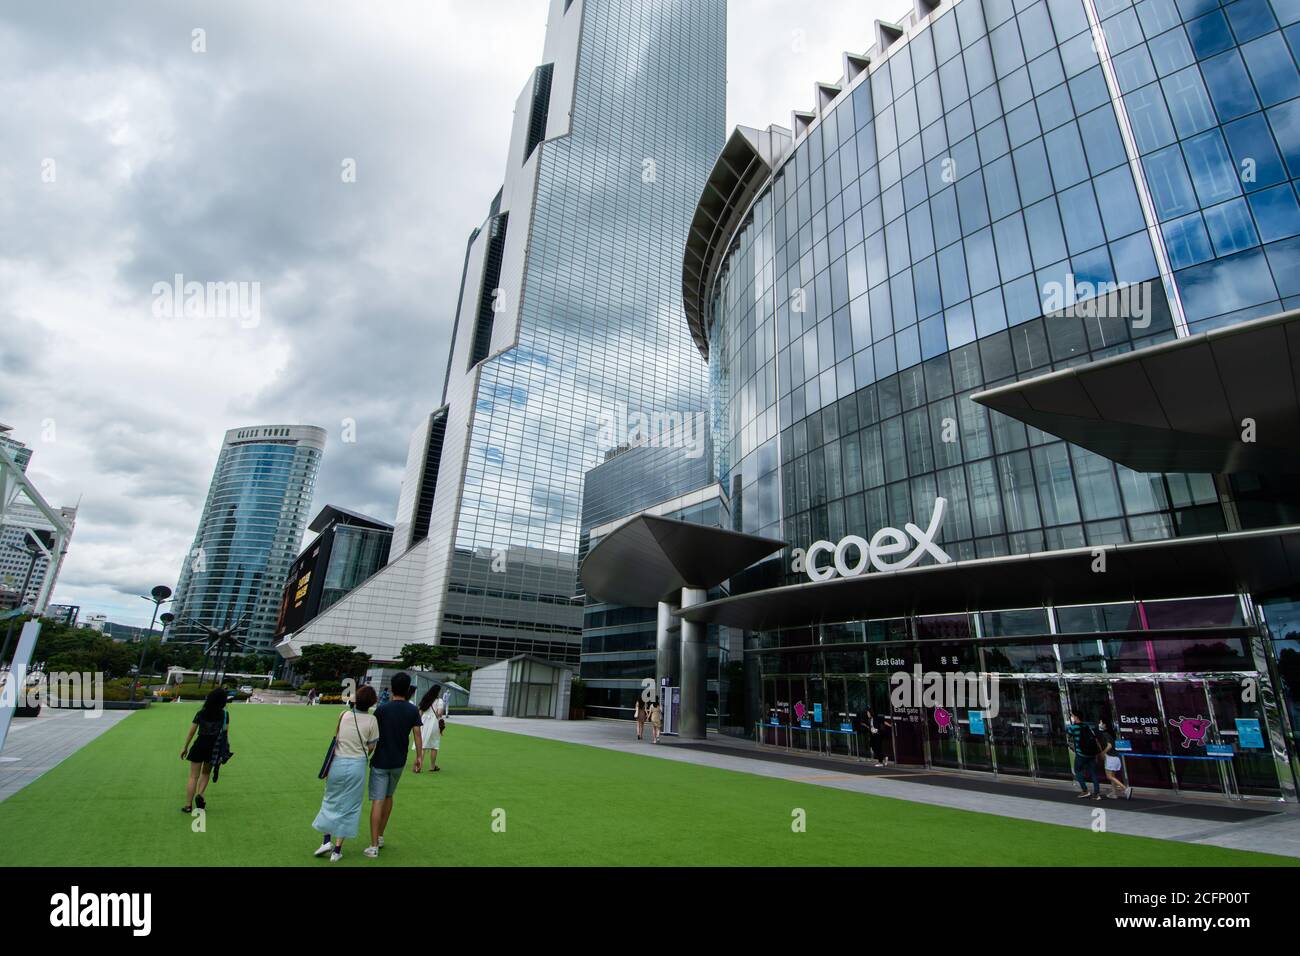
[469,655,571,719]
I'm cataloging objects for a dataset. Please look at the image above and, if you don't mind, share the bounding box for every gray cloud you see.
[1,0,884,626]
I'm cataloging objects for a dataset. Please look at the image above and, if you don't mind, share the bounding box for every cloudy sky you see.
[0,0,892,627]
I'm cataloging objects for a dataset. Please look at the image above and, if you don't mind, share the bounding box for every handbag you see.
[319,709,368,779]
[318,736,338,780]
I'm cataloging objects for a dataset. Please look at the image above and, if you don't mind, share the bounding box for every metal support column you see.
[680,587,708,739]
[655,600,679,694]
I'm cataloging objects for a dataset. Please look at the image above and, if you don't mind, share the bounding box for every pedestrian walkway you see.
[0,707,135,803]
[455,716,1300,859]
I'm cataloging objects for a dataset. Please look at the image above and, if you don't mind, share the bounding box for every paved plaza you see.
[0,706,135,803]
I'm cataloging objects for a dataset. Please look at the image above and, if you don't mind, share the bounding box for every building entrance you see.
[759,672,1285,800]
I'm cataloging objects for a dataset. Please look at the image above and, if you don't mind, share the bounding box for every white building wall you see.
[467,658,510,714]
[293,538,430,662]
[554,669,572,720]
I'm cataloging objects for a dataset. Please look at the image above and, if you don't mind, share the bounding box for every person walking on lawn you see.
[364,672,423,858]
[180,688,231,814]
[312,684,379,861]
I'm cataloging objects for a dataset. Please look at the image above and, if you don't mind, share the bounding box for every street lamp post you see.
[132,585,172,703]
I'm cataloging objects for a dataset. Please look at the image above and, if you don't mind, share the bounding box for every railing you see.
[756,721,860,759]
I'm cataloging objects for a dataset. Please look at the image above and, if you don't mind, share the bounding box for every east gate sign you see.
[794,497,952,582]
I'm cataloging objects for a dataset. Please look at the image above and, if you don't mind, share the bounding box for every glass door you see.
[806,673,826,753]
[956,708,993,770]
[1207,678,1282,797]
[987,679,1032,776]
[1112,680,1173,790]
[825,678,854,756]
[788,677,816,752]
[1024,680,1071,779]
[1159,679,1221,794]
[925,701,963,769]
[761,678,790,746]
[845,677,871,760]
[874,675,925,765]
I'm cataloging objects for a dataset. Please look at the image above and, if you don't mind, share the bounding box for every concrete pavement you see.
[0,706,136,803]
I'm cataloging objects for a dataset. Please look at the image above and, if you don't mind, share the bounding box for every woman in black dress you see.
[180,688,230,812]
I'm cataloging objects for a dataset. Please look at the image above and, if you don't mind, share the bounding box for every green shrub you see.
[302,681,342,695]
[175,688,248,702]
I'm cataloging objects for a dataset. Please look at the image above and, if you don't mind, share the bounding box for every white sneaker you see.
[314,841,332,857]
[377,836,384,849]
[363,846,379,858]
[330,849,342,862]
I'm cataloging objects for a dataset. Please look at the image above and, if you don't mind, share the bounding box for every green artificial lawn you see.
[1,705,1294,866]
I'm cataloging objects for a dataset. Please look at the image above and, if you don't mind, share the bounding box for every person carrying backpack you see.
[1066,709,1102,800]
[180,688,232,813]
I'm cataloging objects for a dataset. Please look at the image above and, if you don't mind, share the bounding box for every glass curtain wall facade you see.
[172,425,326,650]
[320,524,392,614]
[427,0,727,666]
[698,0,1300,796]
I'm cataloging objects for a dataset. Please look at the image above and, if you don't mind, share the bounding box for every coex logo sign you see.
[794,498,952,582]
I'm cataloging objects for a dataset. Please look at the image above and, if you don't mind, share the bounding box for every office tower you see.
[171,424,326,650]
[293,0,727,665]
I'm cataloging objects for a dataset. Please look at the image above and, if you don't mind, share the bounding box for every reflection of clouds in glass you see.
[437,0,725,666]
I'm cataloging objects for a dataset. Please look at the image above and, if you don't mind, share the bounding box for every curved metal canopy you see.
[972,307,1300,475]
[580,514,785,608]
[681,125,792,360]
[675,525,1300,631]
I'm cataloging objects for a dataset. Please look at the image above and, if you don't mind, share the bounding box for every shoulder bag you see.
[319,709,370,779]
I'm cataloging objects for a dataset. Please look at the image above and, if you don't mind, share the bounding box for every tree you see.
[397,642,470,674]
[228,651,273,675]
[297,643,371,684]
[16,619,134,677]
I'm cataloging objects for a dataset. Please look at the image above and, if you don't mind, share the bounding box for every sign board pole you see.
[0,620,43,755]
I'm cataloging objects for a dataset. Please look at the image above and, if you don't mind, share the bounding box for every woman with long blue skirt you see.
[312,683,378,861]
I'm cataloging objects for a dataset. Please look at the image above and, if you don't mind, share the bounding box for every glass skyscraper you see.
[677,0,1300,796]
[171,424,326,650]
[291,0,726,666]
[431,0,725,667]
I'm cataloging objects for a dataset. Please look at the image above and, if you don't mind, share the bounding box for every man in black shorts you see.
[365,672,423,858]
